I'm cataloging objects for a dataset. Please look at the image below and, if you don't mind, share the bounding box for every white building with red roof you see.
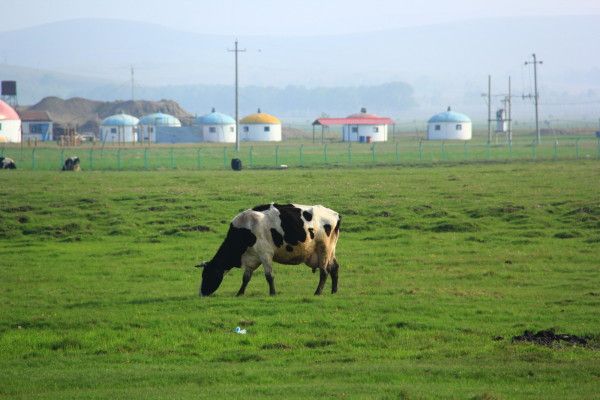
[312,108,393,143]
[0,100,21,143]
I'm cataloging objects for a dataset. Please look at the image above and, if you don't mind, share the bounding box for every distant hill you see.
[22,97,194,134]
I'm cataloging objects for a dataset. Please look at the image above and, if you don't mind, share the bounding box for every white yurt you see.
[342,108,391,142]
[196,108,236,143]
[138,113,181,142]
[240,109,281,141]
[427,107,472,140]
[100,112,139,144]
[0,100,21,143]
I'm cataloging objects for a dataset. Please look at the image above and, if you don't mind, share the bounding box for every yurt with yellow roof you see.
[239,108,281,141]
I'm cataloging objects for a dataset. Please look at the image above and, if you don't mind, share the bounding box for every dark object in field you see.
[62,156,81,171]
[195,203,341,297]
[0,156,16,169]
[231,158,242,171]
[512,329,588,346]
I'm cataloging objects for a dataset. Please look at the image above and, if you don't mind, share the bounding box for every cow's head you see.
[196,261,224,296]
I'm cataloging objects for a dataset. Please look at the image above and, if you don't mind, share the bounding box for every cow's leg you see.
[262,259,276,296]
[236,268,254,296]
[314,268,328,295]
[330,258,339,294]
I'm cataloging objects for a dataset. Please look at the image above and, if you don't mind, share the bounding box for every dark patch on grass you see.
[471,393,501,400]
[342,224,370,232]
[399,223,423,231]
[376,210,392,217]
[79,198,97,204]
[64,300,103,309]
[261,343,292,350]
[340,209,359,215]
[305,339,335,348]
[411,204,432,214]
[22,222,84,238]
[3,205,34,212]
[512,329,588,347]
[214,352,264,362]
[148,205,167,212]
[429,220,478,233]
[388,321,409,329]
[554,231,581,239]
[49,338,82,351]
[180,224,211,232]
[424,210,448,218]
[16,215,29,223]
[238,319,255,326]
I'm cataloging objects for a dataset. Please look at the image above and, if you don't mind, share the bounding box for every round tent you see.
[196,108,236,143]
[100,113,139,143]
[427,107,472,140]
[240,109,281,142]
[138,112,181,142]
[0,100,21,143]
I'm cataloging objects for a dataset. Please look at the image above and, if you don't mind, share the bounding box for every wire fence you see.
[2,138,599,171]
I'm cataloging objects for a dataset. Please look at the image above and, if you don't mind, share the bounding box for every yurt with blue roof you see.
[138,112,181,142]
[196,108,236,143]
[100,112,139,143]
[427,107,472,140]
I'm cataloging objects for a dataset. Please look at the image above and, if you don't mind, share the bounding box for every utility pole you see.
[507,76,512,143]
[524,53,543,143]
[228,40,246,152]
[487,75,492,144]
[131,66,135,101]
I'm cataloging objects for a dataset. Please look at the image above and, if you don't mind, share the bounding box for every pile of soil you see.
[24,97,194,135]
[512,329,588,346]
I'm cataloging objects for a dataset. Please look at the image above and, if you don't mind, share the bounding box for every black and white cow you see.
[197,203,341,297]
[62,156,81,171]
[0,157,16,169]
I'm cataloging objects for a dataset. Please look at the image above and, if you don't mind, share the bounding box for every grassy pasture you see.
[0,161,599,399]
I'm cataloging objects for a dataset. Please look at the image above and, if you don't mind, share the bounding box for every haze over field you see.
[1,1,599,121]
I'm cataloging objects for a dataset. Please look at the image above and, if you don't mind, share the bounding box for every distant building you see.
[427,107,472,140]
[19,110,53,141]
[138,113,181,142]
[313,108,393,143]
[240,109,281,141]
[196,108,236,143]
[0,100,21,143]
[100,112,139,143]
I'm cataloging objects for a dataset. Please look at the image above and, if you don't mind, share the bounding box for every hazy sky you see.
[4,0,600,35]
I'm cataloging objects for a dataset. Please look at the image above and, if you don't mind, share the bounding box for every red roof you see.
[0,100,20,120]
[313,117,394,126]
[18,110,52,122]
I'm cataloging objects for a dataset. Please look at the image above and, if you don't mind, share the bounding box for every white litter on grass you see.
[234,326,247,334]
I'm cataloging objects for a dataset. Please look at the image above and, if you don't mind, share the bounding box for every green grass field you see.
[1,161,599,399]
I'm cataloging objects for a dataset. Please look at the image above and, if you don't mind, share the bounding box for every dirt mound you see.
[25,97,195,134]
[512,329,588,346]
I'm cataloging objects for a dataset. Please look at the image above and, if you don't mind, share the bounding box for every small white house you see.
[138,113,181,142]
[19,110,53,142]
[341,108,391,142]
[427,107,472,140]
[0,100,21,143]
[196,108,236,143]
[100,113,139,144]
[240,109,281,142]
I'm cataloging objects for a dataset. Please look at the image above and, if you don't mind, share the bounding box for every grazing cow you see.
[0,157,16,169]
[62,156,81,171]
[197,203,341,297]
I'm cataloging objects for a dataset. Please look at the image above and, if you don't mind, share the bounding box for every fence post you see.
[348,143,352,165]
[323,144,328,164]
[89,147,94,170]
[144,147,149,170]
[223,147,228,168]
[531,140,537,160]
[575,138,580,159]
[371,143,376,163]
[553,140,558,161]
[508,141,512,160]
[275,145,280,166]
[196,148,202,169]
[31,148,36,170]
[249,146,254,167]
[419,140,423,161]
[117,148,121,170]
[395,142,400,163]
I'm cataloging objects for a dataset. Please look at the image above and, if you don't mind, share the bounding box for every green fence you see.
[1,138,599,171]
